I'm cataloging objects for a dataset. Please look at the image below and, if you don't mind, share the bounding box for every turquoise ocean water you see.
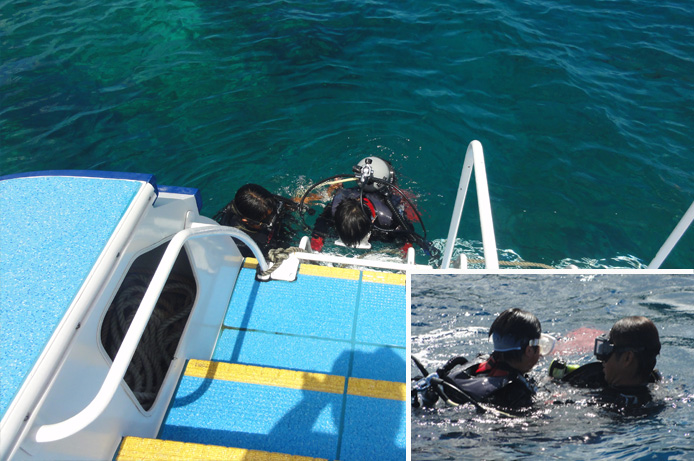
[2,0,693,268]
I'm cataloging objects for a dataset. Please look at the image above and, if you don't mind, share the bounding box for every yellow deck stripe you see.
[298,263,360,280]
[117,437,327,461]
[242,257,403,284]
[185,360,345,394]
[361,270,406,286]
[243,257,260,269]
[185,361,406,401]
[347,377,407,401]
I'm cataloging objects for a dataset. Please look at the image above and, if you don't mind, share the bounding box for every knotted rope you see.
[256,247,304,279]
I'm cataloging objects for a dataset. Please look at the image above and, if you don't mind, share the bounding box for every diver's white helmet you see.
[356,156,394,192]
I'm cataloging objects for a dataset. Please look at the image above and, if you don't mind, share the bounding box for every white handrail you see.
[296,252,418,272]
[34,225,267,443]
[648,200,694,269]
[441,140,499,269]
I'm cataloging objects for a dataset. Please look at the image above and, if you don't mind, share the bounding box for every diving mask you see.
[529,333,557,356]
[593,334,614,361]
[490,332,556,356]
[593,334,646,361]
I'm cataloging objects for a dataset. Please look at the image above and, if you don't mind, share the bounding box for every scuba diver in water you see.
[412,308,556,412]
[549,316,662,410]
[213,183,297,258]
[302,156,433,255]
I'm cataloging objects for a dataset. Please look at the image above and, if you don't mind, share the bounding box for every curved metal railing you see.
[441,140,499,269]
[648,200,694,268]
[34,225,268,443]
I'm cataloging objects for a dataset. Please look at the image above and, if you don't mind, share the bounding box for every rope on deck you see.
[466,259,555,269]
[256,247,304,279]
[101,272,196,410]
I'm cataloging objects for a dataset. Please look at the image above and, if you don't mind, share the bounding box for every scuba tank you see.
[299,156,437,255]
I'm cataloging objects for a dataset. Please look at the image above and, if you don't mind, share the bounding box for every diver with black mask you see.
[300,156,434,256]
[548,316,662,411]
[213,183,297,258]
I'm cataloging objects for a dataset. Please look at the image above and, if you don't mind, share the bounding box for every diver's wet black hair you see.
[234,183,277,222]
[335,198,371,247]
[609,316,661,381]
[489,308,541,362]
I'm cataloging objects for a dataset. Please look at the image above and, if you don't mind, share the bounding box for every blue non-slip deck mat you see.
[354,280,406,347]
[212,328,352,375]
[161,375,342,460]
[349,344,406,383]
[223,267,406,345]
[168,263,407,460]
[0,174,146,418]
[213,329,406,383]
[218,265,406,378]
[223,268,360,341]
[339,395,406,461]
[162,363,406,461]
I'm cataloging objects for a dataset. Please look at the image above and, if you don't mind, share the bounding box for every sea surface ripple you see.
[1,0,693,267]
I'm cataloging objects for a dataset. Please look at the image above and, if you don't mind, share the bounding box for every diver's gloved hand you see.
[411,235,440,258]
[424,241,441,258]
[310,236,324,252]
[413,373,437,392]
[401,242,413,256]
[426,372,440,386]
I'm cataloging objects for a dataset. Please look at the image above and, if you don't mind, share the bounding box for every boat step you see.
[153,260,407,460]
[222,260,407,352]
[117,436,326,460]
[158,360,406,460]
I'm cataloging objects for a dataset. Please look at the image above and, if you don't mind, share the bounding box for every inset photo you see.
[411,273,693,460]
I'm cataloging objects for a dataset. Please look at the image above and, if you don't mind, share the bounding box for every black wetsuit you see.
[213,202,293,258]
[310,187,413,251]
[558,361,658,409]
[436,356,537,410]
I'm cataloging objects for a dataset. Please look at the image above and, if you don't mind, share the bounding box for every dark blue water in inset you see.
[2,0,693,267]
[411,273,694,460]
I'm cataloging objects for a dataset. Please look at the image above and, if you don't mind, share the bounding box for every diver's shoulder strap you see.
[436,356,470,377]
